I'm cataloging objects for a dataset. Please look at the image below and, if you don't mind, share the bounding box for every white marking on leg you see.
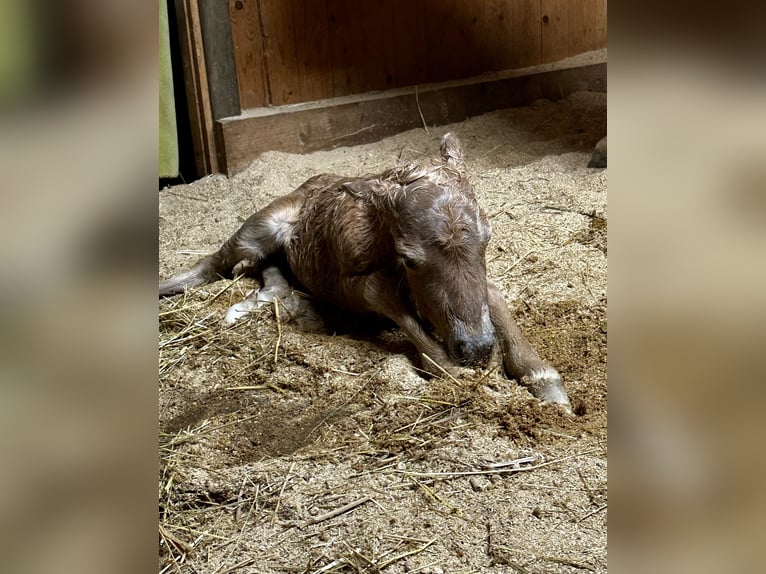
[529,366,571,410]
[266,203,301,248]
[223,268,293,325]
[223,289,262,324]
[266,216,295,246]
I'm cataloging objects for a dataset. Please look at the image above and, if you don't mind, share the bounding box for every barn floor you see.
[159,91,607,574]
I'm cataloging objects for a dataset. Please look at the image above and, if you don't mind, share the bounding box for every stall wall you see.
[229,0,607,110]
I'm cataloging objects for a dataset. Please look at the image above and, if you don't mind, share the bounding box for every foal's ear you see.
[440,132,465,171]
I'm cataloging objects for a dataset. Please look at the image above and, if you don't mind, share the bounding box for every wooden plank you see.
[465,1,490,77]
[359,2,397,91]
[568,0,592,55]
[511,0,543,68]
[217,61,606,175]
[423,0,452,82]
[463,1,488,78]
[198,0,241,119]
[540,0,569,64]
[259,0,302,105]
[293,0,333,102]
[228,0,267,109]
[594,0,608,48]
[174,0,218,174]
[565,0,608,58]
[424,0,480,82]
[391,0,427,88]
[327,0,364,97]
[484,0,514,71]
[225,0,605,110]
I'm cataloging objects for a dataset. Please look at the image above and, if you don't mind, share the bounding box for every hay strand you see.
[414,85,429,133]
[301,496,372,528]
[378,537,437,569]
[271,461,296,528]
[273,297,283,365]
[420,353,461,385]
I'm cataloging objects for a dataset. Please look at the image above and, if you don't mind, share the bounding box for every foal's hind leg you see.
[224,265,330,332]
[159,191,304,296]
[223,265,293,324]
[487,281,571,410]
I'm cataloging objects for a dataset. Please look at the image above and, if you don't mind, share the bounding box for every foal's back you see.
[286,176,397,311]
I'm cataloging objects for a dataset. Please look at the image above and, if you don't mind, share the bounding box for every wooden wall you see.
[175,0,606,175]
[228,0,607,111]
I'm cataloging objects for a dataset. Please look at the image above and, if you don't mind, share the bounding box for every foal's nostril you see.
[474,338,494,362]
[452,336,494,365]
[454,339,471,362]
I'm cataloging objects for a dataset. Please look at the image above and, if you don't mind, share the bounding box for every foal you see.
[160,133,570,409]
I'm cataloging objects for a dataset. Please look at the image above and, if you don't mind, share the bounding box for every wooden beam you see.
[198,0,241,119]
[228,0,268,109]
[294,0,333,102]
[173,0,218,175]
[326,0,365,97]
[217,59,606,175]
[391,0,427,88]
[541,0,570,63]
[258,0,302,105]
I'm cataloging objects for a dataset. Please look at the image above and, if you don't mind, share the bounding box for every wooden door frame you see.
[172,0,243,176]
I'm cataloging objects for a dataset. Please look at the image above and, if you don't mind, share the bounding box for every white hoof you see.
[526,367,572,413]
[223,297,263,324]
[222,279,293,324]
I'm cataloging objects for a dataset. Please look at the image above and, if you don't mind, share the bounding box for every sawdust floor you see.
[159,91,607,574]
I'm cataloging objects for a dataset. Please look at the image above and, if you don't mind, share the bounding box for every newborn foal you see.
[160,134,570,409]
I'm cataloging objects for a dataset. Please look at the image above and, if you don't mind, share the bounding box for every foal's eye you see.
[402,257,418,270]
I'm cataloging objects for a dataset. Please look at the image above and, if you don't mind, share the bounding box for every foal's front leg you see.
[487,281,571,410]
[361,272,459,377]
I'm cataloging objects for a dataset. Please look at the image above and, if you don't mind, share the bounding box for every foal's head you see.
[387,133,496,364]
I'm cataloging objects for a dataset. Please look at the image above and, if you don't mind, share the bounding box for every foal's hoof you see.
[223,292,262,324]
[223,285,286,324]
[542,393,573,416]
[523,367,573,414]
[588,136,607,168]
